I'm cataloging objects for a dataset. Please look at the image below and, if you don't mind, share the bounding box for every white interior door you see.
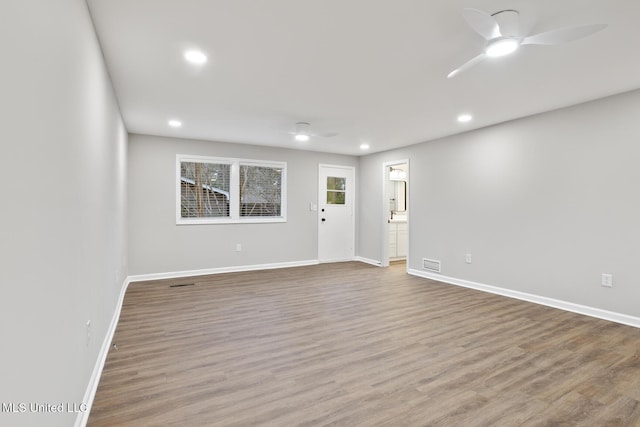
[318,165,355,262]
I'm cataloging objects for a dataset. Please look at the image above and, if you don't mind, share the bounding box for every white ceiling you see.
[87,0,640,155]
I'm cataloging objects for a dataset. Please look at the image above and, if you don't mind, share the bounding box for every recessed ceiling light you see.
[184,50,207,64]
[457,114,472,123]
[295,134,309,142]
[360,143,370,150]
[168,120,182,128]
[485,38,519,58]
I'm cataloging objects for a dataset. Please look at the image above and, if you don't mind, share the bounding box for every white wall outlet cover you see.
[601,273,613,287]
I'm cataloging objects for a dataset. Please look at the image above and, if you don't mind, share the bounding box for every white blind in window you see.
[180,161,231,218]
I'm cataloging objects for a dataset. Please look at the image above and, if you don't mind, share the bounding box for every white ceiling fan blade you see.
[311,132,339,138]
[493,10,520,38]
[447,54,486,79]
[462,8,501,40]
[522,23,607,46]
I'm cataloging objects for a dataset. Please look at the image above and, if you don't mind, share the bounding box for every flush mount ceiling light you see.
[457,114,473,123]
[168,119,182,128]
[184,50,207,65]
[360,143,370,150]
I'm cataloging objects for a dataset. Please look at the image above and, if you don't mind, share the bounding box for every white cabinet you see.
[397,223,407,257]
[389,221,407,259]
[389,224,397,258]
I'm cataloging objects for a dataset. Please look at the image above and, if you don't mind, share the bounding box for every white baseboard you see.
[127,259,319,283]
[408,269,640,329]
[354,256,383,267]
[75,276,132,427]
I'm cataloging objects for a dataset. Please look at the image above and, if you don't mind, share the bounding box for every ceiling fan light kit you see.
[485,37,519,57]
[447,8,607,78]
[290,121,338,142]
[294,122,310,141]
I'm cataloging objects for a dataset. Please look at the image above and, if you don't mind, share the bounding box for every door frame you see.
[382,159,409,268]
[318,164,356,263]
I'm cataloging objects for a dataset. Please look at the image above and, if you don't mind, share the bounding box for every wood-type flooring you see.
[88,262,640,426]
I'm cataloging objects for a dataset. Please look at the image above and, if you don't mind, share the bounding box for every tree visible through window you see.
[177,155,286,224]
[180,161,230,218]
[240,165,282,217]
[326,176,346,205]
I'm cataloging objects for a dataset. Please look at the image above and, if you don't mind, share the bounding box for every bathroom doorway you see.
[382,159,409,268]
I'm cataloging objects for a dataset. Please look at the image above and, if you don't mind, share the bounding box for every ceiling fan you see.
[289,122,338,142]
[447,8,607,78]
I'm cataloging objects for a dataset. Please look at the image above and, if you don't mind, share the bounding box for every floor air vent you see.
[422,258,441,273]
[169,283,195,288]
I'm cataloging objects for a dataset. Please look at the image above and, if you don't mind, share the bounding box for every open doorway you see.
[382,160,409,268]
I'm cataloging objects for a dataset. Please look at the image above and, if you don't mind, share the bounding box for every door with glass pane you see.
[318,164,355,262]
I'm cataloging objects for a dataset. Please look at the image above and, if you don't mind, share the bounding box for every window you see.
[240,164,283,217]
[326,176,346,205]
[180,160,231,218]
[177,155,286,224]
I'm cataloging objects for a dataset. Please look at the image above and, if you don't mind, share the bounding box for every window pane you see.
[326,191,345,205]
[240,165,282,217]
[327,176,346,191]
[180,161,230,218]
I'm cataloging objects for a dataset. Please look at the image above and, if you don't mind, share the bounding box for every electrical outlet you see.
[86,320,91,346]
[236,243,242,252]
[601,273,613,288]
[465,253,472,264]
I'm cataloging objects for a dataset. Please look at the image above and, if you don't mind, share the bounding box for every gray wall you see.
[1,3,637,424]
[0,1,128,426]
[128,134,358,276]
[359,89,640,318]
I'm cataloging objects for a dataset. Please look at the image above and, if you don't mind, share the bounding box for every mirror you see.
[388,180,406,213]
[394,181,406,212]
[388,165,407,219]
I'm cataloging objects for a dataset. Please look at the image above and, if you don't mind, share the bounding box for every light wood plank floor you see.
[89,262,640,426]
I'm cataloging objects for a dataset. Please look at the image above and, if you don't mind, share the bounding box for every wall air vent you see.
[422,258,441,273]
